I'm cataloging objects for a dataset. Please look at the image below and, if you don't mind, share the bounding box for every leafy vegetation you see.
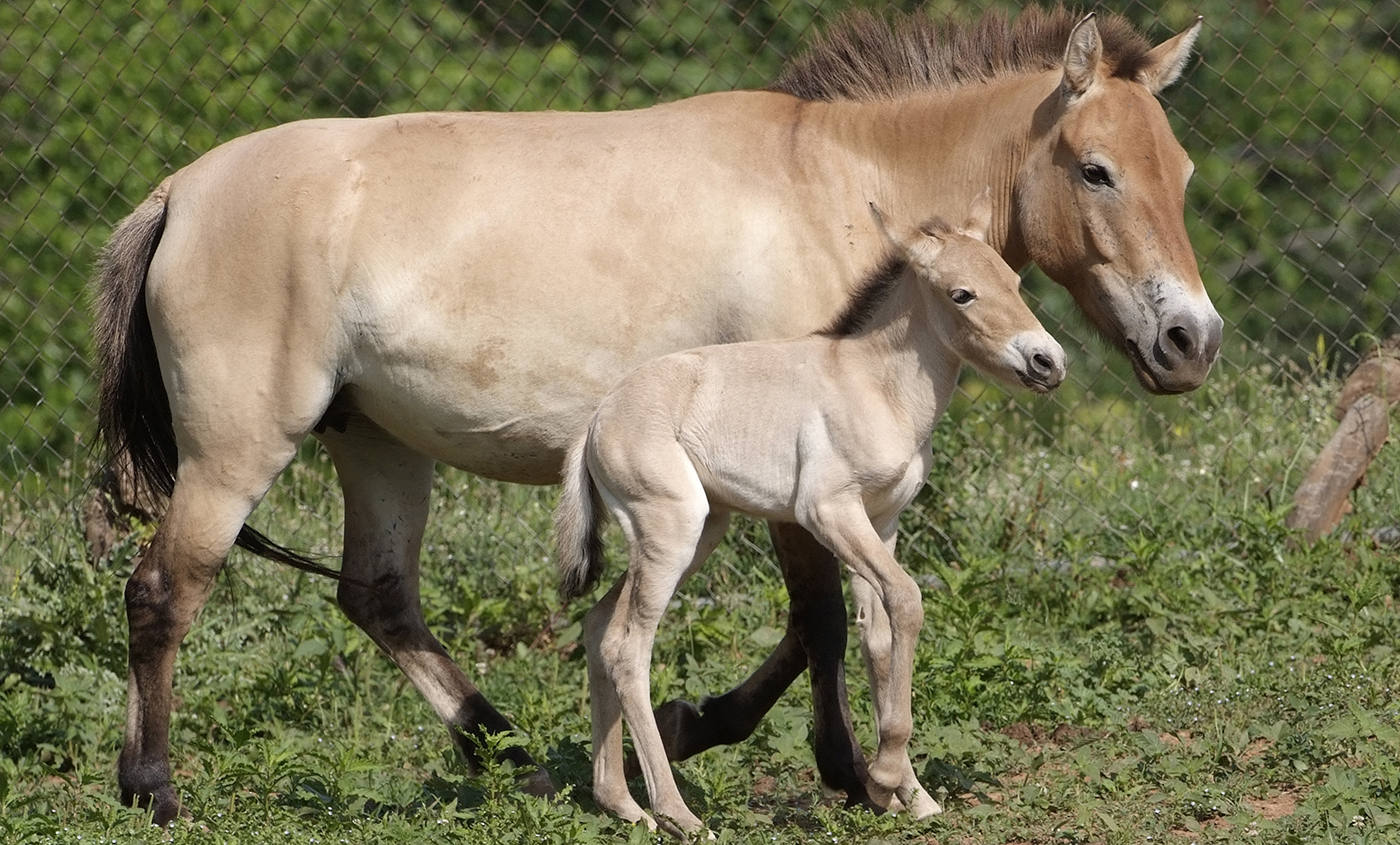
[3,0,1400,473]
[3,0,1399,841]
[2,364,1398,843]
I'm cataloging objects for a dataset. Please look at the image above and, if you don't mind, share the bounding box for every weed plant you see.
[2,363,1399,843]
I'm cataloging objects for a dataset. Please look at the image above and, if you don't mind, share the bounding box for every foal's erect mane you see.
[771,5,1154,102]
[820,216,957,338]
[821,253,908,338]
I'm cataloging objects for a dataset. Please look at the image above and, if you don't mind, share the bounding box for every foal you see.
[555,197,1066,834]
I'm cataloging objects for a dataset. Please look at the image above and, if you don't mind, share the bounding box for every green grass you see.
[2,363,1400,844]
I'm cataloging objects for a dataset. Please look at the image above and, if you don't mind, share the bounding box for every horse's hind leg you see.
[119,439,302,824]
[646,523,874,809]
[320,431,553,795]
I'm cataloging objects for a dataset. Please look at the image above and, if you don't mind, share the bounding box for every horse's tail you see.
[555,433,607,600]
[93,179,345,581]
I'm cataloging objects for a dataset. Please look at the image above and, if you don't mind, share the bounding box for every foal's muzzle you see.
[1013,335,1067,393]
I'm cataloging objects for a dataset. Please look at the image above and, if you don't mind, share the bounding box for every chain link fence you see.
[3,0,1399,570]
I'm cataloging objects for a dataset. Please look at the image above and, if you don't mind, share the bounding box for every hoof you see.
[902,788,942,819]
[122,783,182,826]
[517,766,558,798]
[655,810,707,841]
[833,780,885,814]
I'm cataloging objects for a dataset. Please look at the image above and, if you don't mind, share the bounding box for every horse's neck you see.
[807,72,1055,268]
[841,275,961,436]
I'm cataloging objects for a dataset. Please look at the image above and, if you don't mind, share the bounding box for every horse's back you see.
[142,95,871,483]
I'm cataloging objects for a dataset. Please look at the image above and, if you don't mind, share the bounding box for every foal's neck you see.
[840,270,962,435]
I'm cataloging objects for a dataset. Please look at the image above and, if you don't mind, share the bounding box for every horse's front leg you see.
[322,433,554,796]
[640,522,876,809]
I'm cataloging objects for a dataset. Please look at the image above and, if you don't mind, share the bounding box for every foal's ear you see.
[958,188,994,243]
[1061,13,1102,99]
[1136,17,1203,93]
[869,202,909,253]
[869,202,941,260]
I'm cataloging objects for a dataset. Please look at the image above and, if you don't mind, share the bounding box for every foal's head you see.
[877,193,1066,394]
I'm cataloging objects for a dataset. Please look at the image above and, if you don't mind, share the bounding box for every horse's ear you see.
[1136,17,1203,94]
[868,202,893,245]
[1061,13,1102,99]
[959,188,993,243]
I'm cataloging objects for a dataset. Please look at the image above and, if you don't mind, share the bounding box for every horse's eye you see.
[949,288,975,305]
[1082,163,1113,187]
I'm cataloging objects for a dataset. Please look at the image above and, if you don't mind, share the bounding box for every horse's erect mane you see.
[771,5,1155,102]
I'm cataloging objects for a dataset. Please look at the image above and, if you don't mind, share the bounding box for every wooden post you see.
[1286,337,1399,543]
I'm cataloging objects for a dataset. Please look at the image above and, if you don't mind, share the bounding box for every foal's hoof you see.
[901,788,943,819]
[655,810,710,841]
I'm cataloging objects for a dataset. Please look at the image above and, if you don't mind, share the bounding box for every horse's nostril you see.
[1166,324,1196,358]
[1032,352,1054,376]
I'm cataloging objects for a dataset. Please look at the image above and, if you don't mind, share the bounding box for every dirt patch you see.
[1246,789,1301,820]
[1238,737,1275,765]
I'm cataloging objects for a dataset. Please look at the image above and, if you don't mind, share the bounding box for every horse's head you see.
[1015,14,1222,395]
[877,192,1066,395]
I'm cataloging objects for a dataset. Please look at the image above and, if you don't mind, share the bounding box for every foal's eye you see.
[949,288,976,305]
[1081,163,1114,188]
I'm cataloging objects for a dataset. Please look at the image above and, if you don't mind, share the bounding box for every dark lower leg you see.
[774,523,877,810]
[640,630,807,774]
[118,542,210,825]
[327,438,555,796]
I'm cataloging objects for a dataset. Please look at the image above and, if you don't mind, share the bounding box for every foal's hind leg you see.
[119,437,303,824]
[646,523,874,809]
[590,500,731,832]
[320,431,553,795]
[594,495,728,836]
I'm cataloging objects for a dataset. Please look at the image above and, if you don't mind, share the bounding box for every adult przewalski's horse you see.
[95,7,1220,823]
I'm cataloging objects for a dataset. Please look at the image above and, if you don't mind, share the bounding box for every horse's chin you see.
[1016,371,1058,394]
[1125,342,1193,396]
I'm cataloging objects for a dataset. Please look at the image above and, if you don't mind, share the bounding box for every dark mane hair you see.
[821,215,958,337]
[771,5,1154,102]
[821,253,907,338]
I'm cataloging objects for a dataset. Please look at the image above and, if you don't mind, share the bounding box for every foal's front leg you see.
[803,501,926,813]
[851,573,940,818]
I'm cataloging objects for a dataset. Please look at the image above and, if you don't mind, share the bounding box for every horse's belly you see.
[342,353,611,485]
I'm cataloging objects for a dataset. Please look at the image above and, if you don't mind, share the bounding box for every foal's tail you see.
[92,179,343,581]
[555,433,607,600]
